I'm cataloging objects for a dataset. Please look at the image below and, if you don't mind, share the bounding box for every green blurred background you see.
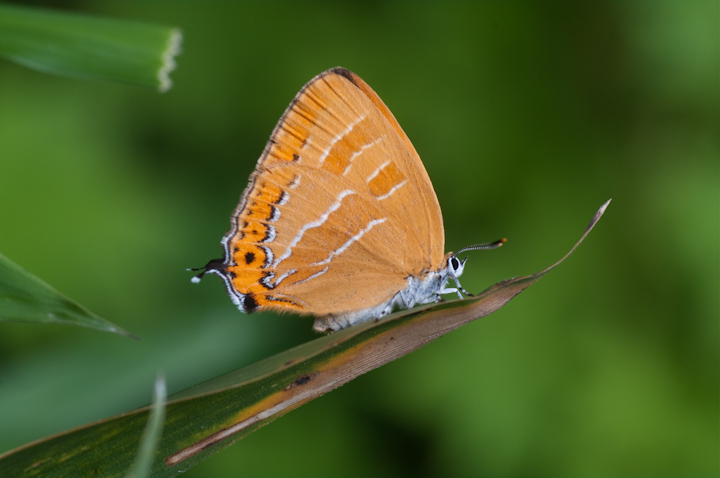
[0,1,717,476]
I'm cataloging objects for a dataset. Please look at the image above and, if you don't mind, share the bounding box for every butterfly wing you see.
[218,68,445,317]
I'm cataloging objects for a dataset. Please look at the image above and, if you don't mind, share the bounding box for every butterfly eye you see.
[450,256,460,271]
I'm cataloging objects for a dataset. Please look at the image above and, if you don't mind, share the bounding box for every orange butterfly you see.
[192,68,503,332]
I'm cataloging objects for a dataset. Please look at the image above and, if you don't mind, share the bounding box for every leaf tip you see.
[115,326,141,341]
[598,198,612,216]
[587,198,612,232]
[158,28,183,93]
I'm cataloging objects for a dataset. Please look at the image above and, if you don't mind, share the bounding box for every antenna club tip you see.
[456,238,507,253]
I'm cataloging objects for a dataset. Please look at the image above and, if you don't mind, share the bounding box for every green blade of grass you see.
[125,375,167,478]
[0,252,136,337]
[0,3,181,92]
[0,201,610,477]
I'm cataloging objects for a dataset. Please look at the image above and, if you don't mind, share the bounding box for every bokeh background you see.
[0,1,717,476]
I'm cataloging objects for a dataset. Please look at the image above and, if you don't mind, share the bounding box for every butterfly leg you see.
[419,294,441,304]
[439,277,473,299]
[439,286,463,299]
[451,276,474,297]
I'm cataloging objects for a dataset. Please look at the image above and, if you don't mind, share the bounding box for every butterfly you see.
[191,67,504,332]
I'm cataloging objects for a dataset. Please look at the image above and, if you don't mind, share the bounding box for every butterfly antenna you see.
[449,238,506,297]
[457,238,507,254]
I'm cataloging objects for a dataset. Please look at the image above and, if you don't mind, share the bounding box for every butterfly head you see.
[447,254,468,280]
[447,238,508,280]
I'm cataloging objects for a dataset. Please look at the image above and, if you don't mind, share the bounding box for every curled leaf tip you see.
[539,199,611,275]
[590,198,612,227]
[158,28,182,93]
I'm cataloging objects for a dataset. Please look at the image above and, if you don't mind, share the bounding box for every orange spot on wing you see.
[228,267,265,291]
[245,201,274,223]
[226,263,303,311]
[266,99,322,162]
[322,150,351,176]
[255,182,283,203]
[289,102,318,132]
[240,182,285,225]
[241,220,269,243]
[368,162,406,197]
[232,243,266,268]
[321,125,371,175]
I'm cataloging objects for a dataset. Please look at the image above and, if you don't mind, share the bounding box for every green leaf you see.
[0,3,182,92]
[0,201,610,477]
[0,252,135,337]
[125,375,167,478]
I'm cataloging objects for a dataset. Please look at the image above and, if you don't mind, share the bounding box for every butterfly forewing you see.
[221,68,445,316]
